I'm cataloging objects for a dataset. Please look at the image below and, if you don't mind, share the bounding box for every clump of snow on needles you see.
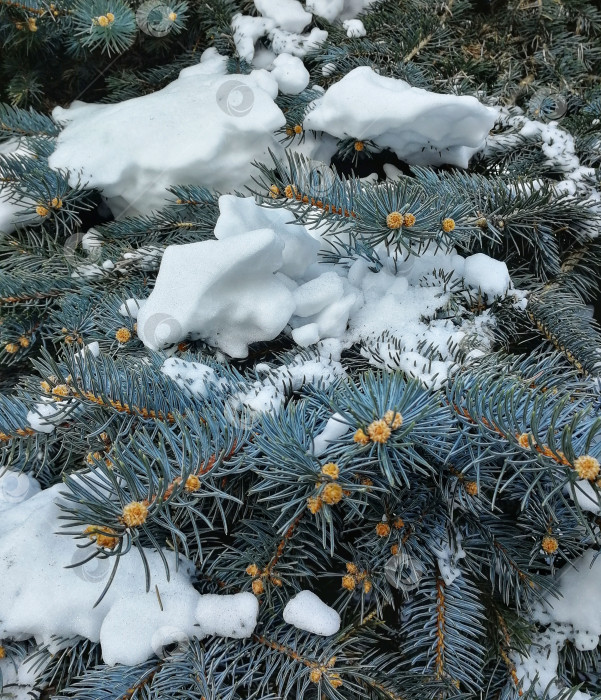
[0,140,38,236]
[138,194,511,389]
[283,590,341,636]
[304,67,498,168]
[0,474,259,666]
[49,50,285,217]
[513,549,601,699]
[306,0,375,22]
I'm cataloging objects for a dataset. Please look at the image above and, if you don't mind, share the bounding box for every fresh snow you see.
[160,340,343,418]
[254,0,312,34]
[46,57,498,224]
[566,479,601,515]
[196,593,259,639]
[514,548,601,699]
[233,12,327,62]
[485,107,600,206]
[161,357,229,398]
[26,399,71,434]
[270,53,311,94]
[137,195,507,387]
[136,229,297,357]
[304,67,498,168]
[342,19,366,37]
[119,298,146,319]
[307,0,375,22]
[0,140,35,235]
[0,654,36,700]
[462,253,511,299]
[283,590,341,635]
[432,533,466,587]
[0,479,259,666]
[232,14,275,63]
[312,412,351,455]
[49,53,285,217]
[269,26,329,58]
[213,194,320,278]
[236,350,345,413]
[0,471,40,514]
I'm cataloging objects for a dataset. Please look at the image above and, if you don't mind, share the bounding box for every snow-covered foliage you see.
[138,195,507,387]
[3,1,601,699]
[304,67,498,168]
[514,549,601,699]
[49,51,285,216]
[0,476,259,666]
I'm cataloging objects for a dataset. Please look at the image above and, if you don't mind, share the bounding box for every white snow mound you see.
[48,56,285,217]
[0,481,259,666]
[137,195,508,386]
[136,229,296,357]
[514,549,601,699]
[283,590,341,635]
[304,67,498,168]
[463,253,511,298]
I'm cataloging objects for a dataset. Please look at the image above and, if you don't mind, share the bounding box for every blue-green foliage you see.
[2,0,601,698]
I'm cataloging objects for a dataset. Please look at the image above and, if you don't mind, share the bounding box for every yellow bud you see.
[115,327,132,344]
[322,482,343,505]
[122,501,148,527]
[542,535,559,554]
[386,211,403,229]
[184,474,201,492]
[442,217,456,232]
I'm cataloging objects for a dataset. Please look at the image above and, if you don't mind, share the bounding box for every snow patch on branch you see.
[303,67,498,168]
[49,53,285,217]
[514,548,601,700]
[137,195,509,388]
[283,590,341,635]
[0,483,259,667]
